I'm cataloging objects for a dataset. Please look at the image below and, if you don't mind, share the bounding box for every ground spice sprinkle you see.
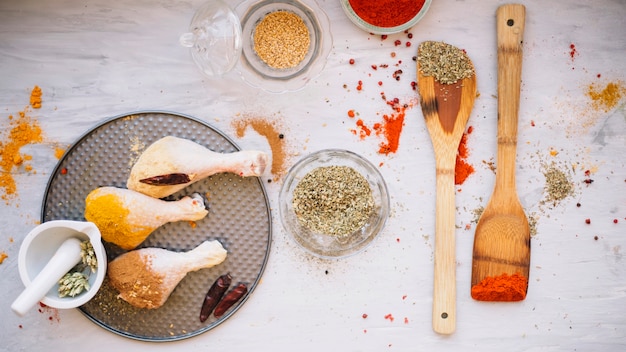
[1,86,44,203]
[543,164,574,205]
[253,11,310,69]
[292,166,374,237]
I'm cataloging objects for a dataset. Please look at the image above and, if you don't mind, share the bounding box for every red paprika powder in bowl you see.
[341,0,432,35]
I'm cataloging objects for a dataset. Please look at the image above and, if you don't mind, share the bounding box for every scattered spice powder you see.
[0,86,44,203]
[38,302,60,323]
[344,30,419,155]
[455,126,474,185]
[586,81,625,112]
[253,11,310,69]
[569,43,578,61]
[471,272,527,301]
[355,119,372,138]
[232,117,287,181]
[528,212,538,237]
[471,205,484,224]
[30,85,42,109]
[0,251,8,264]
[350,97,414,155]
[54,147,65,159]
[374,98,410,155]
[292,166,374,237]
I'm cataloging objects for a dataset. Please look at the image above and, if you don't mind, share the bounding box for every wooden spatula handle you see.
[496,4,525,191]
[432,171,457,334]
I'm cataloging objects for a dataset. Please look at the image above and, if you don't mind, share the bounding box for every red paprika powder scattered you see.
[355,119,372,138]
[455,126,474,185]
[569,43,578,61]
[374,99,407,155]
[348,0,425,28]
[471,272,527,301]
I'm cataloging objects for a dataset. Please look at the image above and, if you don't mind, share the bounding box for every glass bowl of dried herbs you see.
[235,0,332,93]
[340,0,432,35]
[279,149,390,259]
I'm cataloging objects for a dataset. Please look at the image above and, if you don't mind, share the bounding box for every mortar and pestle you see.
[11,220,107,316]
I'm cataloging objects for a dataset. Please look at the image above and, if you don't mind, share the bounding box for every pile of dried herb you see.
[543,164,574,204]
[417,41,475,84]
[292,166,374,237]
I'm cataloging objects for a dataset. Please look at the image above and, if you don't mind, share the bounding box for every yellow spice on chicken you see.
[84,186,208,250]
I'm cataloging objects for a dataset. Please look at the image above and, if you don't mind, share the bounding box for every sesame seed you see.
[253,11,310,69]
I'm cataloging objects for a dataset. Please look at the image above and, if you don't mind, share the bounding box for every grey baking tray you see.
[41,111,271,342]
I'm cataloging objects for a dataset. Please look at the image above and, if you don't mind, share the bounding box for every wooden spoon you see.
[417,42,477,334]
[471,4,530,301]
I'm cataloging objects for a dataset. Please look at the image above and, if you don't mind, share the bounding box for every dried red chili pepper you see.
[140,173,191,185]
[200,274,231,322]
[214,283,248,318]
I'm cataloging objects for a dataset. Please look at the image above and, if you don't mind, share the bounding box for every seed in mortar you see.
[253,10,310,69]
[292,165,374,237]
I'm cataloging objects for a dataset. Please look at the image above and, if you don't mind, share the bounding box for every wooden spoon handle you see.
[496,4,525,190]
[432,171,456,334]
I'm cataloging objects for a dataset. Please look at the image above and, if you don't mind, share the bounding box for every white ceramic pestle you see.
[11,220,107,316]
[11,237,82,316]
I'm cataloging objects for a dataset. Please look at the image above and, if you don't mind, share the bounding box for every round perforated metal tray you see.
[41,111,271,342]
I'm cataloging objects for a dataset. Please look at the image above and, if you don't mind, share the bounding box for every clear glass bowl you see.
[279,149,390,259]
[235,0,332,93]
[340,0,432,35]
[179,0,243,76]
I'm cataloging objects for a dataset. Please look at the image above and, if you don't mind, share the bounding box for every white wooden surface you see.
[1,0,625,351]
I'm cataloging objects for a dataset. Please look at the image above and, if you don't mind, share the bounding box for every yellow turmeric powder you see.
[30,85,42,109]
[587,81,625,112]
[0,104,43,202]
[54,147,66,159]
[84,193,154,250]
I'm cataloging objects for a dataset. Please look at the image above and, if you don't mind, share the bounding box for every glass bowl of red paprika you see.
[340,0,432,35]
[279,149,390,259]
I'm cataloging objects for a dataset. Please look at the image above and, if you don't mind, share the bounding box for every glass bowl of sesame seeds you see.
[279,149,390,259]
[340,0,432,35]
[235,0,332,93]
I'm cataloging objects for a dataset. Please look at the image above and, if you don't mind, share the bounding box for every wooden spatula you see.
[417,41,477,334]
[471,4,530,302]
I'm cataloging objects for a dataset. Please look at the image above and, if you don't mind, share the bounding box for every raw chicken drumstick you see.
[127,136,268,198]
[107,240,227,309]
[84,186,208,250]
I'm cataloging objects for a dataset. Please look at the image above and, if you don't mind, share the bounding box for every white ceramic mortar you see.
[11,220,107,316]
